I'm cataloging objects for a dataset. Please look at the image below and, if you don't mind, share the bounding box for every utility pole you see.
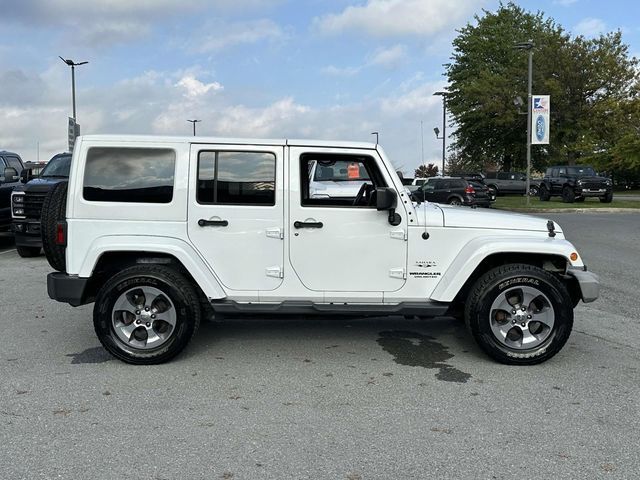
[515,40,534,206]
[433,91,448,175]
[187,119,201,136]
[59,57,88,121]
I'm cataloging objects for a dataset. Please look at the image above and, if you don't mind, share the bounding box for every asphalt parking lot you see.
[1,212,639,480]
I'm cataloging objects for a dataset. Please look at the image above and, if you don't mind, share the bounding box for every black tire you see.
[562,186,575,203]
[539,184,550,201]
[464,264,574,365]
[529,185,539,196]
[41,181,68,272]
[93,265,201,365]
[16,245,41,257]
[448,196,463,206]
[575,196,585,203]
[600,192,613,203]
[487,185,498,197]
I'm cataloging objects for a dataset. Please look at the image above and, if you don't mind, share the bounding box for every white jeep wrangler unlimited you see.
[45,135,599,365]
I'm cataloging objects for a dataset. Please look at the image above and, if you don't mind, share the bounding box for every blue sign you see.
[536,115,545,142]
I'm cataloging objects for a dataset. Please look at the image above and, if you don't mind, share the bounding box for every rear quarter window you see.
[83,147,176,203]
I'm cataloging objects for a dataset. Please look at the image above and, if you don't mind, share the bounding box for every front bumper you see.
[47,272,90,307]
[567,267,600,303]
[11,221,43,247]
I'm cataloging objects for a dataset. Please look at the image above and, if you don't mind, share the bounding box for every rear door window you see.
[83,147,176,203]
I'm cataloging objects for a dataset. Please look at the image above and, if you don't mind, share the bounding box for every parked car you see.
[485,171,540,196]
[0,151,24,231]
[411,176,493,207]
[539,165,612,203]
[455,172,497,201]
[46,134,598,366]
[11,152,72,257]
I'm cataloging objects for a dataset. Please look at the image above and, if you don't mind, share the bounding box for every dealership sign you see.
[531,95,550,145]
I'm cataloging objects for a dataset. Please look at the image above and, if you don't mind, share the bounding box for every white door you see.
[187,144,284,292]
[288,147,408,294]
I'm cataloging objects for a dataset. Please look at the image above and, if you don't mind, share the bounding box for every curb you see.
[498,208,640,213]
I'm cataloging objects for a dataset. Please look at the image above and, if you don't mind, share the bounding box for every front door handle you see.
[294,221,323,229]
[198,219,229,227]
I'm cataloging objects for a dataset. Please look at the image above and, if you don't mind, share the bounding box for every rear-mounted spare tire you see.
[41,181,68,272]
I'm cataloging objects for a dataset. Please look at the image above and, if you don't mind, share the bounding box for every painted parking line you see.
[0,249,16,255]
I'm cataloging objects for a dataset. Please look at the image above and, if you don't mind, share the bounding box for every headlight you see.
[13,208,25,216]
[576,179,583,185]
[605,179,612,186]
[12,194,24,204]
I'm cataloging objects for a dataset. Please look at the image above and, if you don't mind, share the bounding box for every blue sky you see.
[1,0,638,174]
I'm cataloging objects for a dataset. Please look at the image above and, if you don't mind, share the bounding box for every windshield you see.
[567,166,596,176]
[41,154,71,177]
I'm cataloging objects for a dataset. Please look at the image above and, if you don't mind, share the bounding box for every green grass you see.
[493,195,640,210]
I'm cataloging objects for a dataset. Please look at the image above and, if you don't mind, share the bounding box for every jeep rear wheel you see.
[41,181,68,272]
[562,186,575,203]
[93,265,201,365]
[465,264,573,365]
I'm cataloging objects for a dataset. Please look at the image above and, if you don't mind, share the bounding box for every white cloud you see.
[369,44,407,68]
[195,19,286,53]
[176,75,223,98]
[314,0,482,37]
[573,18,607,38]
[553,0,578,5]
[322,65,362,77]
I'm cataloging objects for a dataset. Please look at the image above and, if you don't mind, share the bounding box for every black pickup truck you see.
[1,151,25,231]
[538,165,612,203]
[11,152,71,257]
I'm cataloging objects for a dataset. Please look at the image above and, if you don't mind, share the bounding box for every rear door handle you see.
[294,221,323,229]
[198,219,228,227]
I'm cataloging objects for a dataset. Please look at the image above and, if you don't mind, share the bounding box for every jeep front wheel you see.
[93,265,201,364]
[600,192,613,203]
[465,264,573,365]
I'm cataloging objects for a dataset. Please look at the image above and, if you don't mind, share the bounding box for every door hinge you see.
[266,227,284,239]
[266,266,284,278]
[390,229,407,241]
[389,268,406,280]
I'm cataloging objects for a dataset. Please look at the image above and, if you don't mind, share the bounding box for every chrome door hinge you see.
[266,227,284,239]
[390,230,407,241]
[266,266,284,278]
[389,268,406,280]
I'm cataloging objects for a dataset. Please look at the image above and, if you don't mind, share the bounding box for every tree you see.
[445,2,639,172]
[415,163,439,178]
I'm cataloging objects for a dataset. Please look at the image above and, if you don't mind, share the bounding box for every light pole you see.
[433,91,448,175]
[515,40,534,205]
[187,119,201,136]
[59,57,88,121]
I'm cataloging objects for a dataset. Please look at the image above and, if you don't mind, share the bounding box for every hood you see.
[310,180,364,197]
[574,175,609,183]
[14,176,68,194]
[438,204,561,233]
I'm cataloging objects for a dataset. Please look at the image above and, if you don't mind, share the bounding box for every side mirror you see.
[1,167,19,183]
[376,187,401,226]
[20,168,33,183]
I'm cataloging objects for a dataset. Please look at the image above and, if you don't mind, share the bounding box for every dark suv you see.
[1,151,25,231]
[412,176,492,207]
[539,165,612,203]
[11,152,71,257]
[485,171,540,196]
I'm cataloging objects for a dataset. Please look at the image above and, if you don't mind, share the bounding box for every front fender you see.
[430,235,583,302]
[79,235,227,299]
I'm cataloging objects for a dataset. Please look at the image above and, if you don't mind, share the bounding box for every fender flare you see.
[430,235,582,302]
[79,235,227,299]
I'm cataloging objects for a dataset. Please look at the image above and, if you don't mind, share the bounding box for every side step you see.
[210,300,450,317]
